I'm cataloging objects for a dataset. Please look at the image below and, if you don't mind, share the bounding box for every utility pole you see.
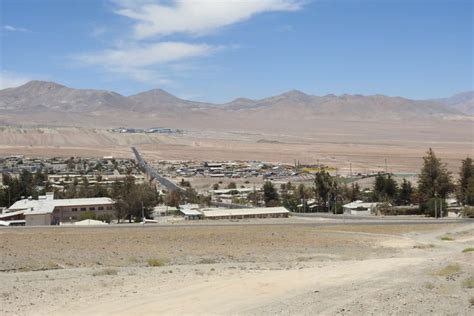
[141,200,145,225]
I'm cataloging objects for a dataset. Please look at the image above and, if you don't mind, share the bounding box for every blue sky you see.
[1,0,472,103]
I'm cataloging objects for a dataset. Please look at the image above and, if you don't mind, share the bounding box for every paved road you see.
[131,146,183,192]
[2,216,472,230]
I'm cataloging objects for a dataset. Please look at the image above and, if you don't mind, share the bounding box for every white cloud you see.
[74,41,220,83]
[0,71,31,89]
[3,25,29,32]
[113,0,302,38]
[90,26,107,37]
[71,0,303,84]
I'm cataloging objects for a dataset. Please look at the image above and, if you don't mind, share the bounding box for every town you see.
[0,147,472,226]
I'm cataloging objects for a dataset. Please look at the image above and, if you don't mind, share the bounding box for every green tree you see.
[347,183,361,202]
[263,181,279,207]
[165,190,182,207]
[314,168,333,211]
[112,178,159,222]
[373,174,398,202]
[418,148,454,201]
[458,157,474,205]
[397,178,414,205]
[247,190,262,207]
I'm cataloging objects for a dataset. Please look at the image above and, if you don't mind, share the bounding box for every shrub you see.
[440,235,454,241]
[462,248,474,253]
[421,198,448,217]
[97,214,113,223]
[147,258,167,267]
[413,244,435,249]
[79,211,96,221]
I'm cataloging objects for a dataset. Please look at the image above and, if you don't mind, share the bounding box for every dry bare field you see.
[1,220,473,315]
[0,117,472,174]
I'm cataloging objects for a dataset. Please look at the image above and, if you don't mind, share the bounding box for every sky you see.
[0,0,472,103]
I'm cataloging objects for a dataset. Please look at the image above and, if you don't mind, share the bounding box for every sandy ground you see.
[0,219,473,315]
[0,119,472,174]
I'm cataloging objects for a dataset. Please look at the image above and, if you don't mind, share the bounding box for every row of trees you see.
[0,170,48,207]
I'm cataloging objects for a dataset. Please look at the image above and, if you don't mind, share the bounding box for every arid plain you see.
[0,116,472,174]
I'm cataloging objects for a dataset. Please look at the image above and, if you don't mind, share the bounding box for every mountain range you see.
[0,80,472,128]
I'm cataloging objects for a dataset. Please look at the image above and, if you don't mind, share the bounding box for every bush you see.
[380,206,423,216]
[147,258,167,267]
[421,198,448,217]
[97,213,113,223]
[462,248,474,253]
[79,211,96,221]
[440,235,454,241]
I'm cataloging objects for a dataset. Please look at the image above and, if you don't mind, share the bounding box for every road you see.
[131,146,183,192]
[1,216,472,230]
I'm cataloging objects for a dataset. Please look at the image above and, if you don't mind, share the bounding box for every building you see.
[179,204,203,220]
[342,200,380,215]
[6,192,115,226]
[201,207,289,220]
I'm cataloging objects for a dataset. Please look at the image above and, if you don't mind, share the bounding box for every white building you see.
[342,200,380,215]
[7,192,115,226]
[201,207,289,220]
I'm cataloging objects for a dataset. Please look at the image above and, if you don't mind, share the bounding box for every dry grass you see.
[197,258,217,264]
[432,264,461,277]
[462,276,474,289]
[423,282,435,290]
[92,268,118,276]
